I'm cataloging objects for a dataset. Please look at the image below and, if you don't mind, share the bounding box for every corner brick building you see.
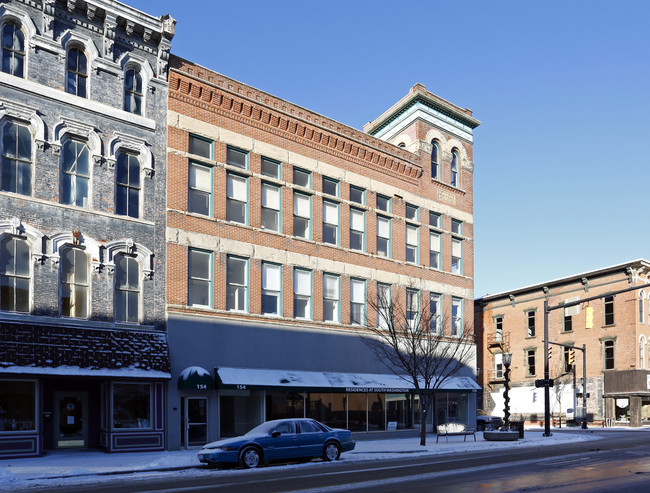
[475,259,650,427]
[0,0,173,458]
[165,56,481,448]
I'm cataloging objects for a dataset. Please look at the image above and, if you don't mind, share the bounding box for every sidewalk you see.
[0,427,618,490]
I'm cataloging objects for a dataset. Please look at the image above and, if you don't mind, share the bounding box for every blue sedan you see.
[198,418,355,468]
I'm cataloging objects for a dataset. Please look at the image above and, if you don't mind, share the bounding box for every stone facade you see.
[0,0,173,458]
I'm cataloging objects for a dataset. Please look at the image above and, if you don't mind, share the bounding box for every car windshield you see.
[244,421,279,436]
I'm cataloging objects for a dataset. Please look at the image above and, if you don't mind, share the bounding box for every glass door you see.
[54,391,88,448]
[184,397,208,447]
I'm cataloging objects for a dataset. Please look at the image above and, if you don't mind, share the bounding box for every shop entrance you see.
[182,397,208,447]
[53,391,88,448]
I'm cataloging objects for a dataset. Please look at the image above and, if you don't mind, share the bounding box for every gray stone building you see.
[0,0,173,458]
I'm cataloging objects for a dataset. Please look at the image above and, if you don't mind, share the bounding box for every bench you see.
[436,422,476,443]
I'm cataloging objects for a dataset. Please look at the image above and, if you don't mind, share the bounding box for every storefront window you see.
[347,393,367,431]
[615,398,629,422]
[266,391,304,421]
[113,383,151,429]
[368,393,385,431]
[387,393,412,429]
[0,380,36,432]
[306,393,346,429]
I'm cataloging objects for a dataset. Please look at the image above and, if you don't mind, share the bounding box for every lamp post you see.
[502,351,512,430]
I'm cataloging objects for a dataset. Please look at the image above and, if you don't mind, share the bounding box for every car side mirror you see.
[271,430,281,438]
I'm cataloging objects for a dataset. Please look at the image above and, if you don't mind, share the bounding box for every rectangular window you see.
[604,340,615,369]
[406,224,418,263]
[526,349,536,376]
[188,162,211,216]
[0,380,36,432]
[350,186,364,204]
[406,289,419,330]
[376,194,390,212]
[349,208,364,251]
[563,313,573,332]
[262,262,281,316]
[293,192,311,239]
[323,274,340,323]
[350,278,365,325]
[322,200,339,245]
[452,297,462,336]
[495,353,504,379]
[261,156,280,179]
[1,121,32,196]
[429,211,440,228]
[261,183,280,232]
[322,177,339,197]
[377,216,390,257]
[451,219,462,235]
[116,153,140,218]
[226,146,247,169]
[377,283,391,330]
[430,293,441,333]
[430,232,440,269]
[604,296,615,326]
[226,256,248,312]
[405,204,418,221]
[226,173,247,224]
[527,310,536,337]
[495,316,503,341]
[60,248,88,318]
[112,383,151,429]
[188,249,211,307]
[293,268,312,319]
[293,167,311,188]
[189,134,212,159]
[451,238,462,274]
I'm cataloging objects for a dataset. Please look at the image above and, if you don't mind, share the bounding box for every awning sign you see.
[178,366,214,390]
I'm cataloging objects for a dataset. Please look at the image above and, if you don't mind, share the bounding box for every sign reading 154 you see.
[196,384,207,390]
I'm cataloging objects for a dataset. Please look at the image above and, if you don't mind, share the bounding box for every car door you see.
[264,420,299,460]
[297,420,326,457]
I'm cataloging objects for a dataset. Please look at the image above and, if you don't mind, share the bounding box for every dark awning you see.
[178,366,214,390]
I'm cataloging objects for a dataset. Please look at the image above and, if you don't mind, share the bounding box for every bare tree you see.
[550,355,574,428]
[361,286,475,446]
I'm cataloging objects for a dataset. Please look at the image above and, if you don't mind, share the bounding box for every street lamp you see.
[502,351,512,430]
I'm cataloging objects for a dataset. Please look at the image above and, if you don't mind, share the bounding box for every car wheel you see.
[239,446,262,468]
[322,442,341,461]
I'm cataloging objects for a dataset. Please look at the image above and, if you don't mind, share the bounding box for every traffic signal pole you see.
[543,299,551,437]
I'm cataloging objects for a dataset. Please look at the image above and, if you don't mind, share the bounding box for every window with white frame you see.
[451,297,462,336]
[124,68,143,115]
[563,310,573,332]
[115,153,140,218]
[261,156,280,179]
[1,22,24,77]
[188,134,212,159]
[451,238,462,274]
[406,289,419,330]
[526,349,536,376]
[495,352,504,379]
[226,146,247,169]
[323,274,339,323]
[293,167,310,188]
[293,192,311,239]
[60,247,88,318]
[431,141,440,180]
[226,173,247,224]
[0,235,29,312]
[188,248,211,307]
[429,211,440,228]
[350,278,365,325]
[495,315,503,341]
[377,216,390,257]
[604,339,615,370]
[322,177,338,197]
[1,120,31,195]
[349,208,364,251]
[376,194,390,212]
[226,256,248,312]
[114,255,139,323]
[261,183,280,232]
[430,293,441,333]
[66,47,87,97]
[526,310,536,337]
[188,162,211,216]
[293,268,311,319]
[377,283,391,330]
[451,219,462,235]
[262,262,281,316]
[322,200,338,245]
[349,186,364,204]
[62,139,90,207]
[406,224,418,263]
[429,231,440,269]
[450,149,459,187]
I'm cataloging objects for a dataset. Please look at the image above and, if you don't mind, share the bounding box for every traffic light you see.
[568,349,575,366]
[548,346,553,360]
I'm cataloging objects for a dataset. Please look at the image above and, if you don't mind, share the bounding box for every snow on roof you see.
[0,365,171,379]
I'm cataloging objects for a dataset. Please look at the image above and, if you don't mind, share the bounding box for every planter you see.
[483,430,519,441]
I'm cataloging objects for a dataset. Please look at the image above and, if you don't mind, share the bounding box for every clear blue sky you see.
[130,0,650,297]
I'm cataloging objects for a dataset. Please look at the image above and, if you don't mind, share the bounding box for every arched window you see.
[116,153,140,218]
[124,68,143,115]
[431,141,440,180]
[115,255,139,323]
[60,247,88,318]
[640,336,646,369]
[1,120,31,195]
[61,139,90,207]
[66,47,87,97]
[0,235,30,312]
[1,22,24,77]
[640,292,646,324]
[450,149,459,187]
[397,142,405,148]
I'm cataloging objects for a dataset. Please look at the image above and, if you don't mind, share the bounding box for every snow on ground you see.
[0,429,608,491]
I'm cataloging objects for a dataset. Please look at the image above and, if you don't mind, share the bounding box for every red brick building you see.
[165,56,481,448]
[475,260,650,427]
